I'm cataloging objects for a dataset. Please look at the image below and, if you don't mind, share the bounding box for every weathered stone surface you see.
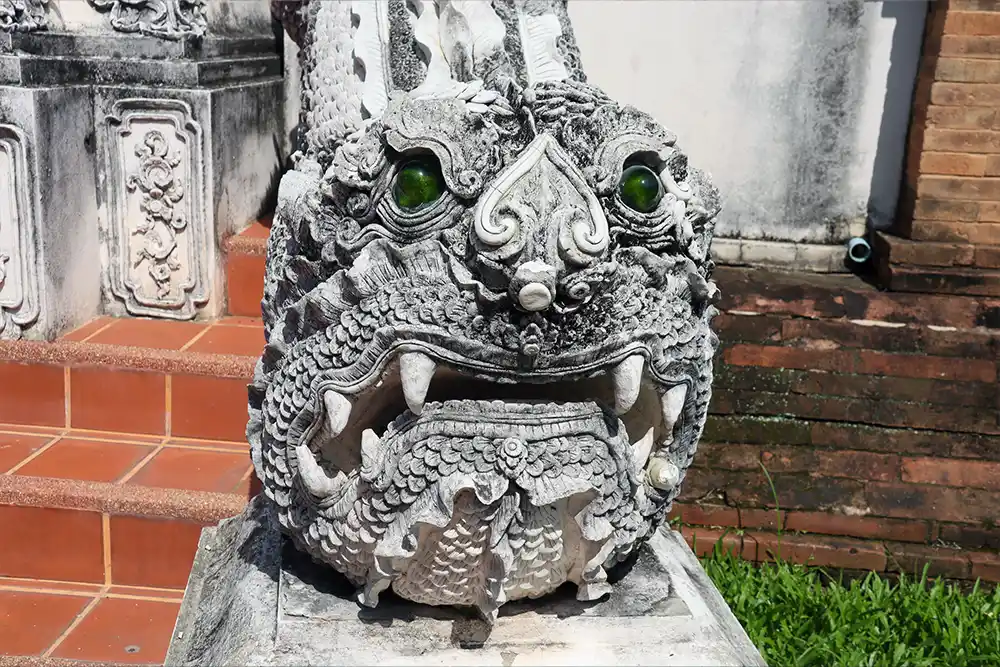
[0,84,100,339]
[166,497,765,667]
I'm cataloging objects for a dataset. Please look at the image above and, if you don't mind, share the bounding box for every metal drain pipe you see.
[846,236,872,265]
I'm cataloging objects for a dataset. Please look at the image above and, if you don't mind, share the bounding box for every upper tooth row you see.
[307,352,688,499]
[325,352,685,434]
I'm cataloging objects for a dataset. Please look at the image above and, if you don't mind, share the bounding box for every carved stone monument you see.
[167,1,764,664]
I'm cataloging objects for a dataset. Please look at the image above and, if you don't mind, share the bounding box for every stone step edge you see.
[0,473,247,525]
[224,220,270,257]
[0,338,255,380]
[0,657,132,667]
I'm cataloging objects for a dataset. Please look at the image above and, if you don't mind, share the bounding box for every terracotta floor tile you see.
[126,448,250,494]
[0,590,92,656]
[52,597,179,664]
[170,374,249,441]
[0,423,63,435]
[185,324,264,357]
[217,315,264,328]
[0,432,56,472]
[0,362,65,427]
[60,317,114,342]
[107,586,184,601]
[109,516,204,589]
[0,577,103,595]
[164,437,246,452]
[63,429,164,445]
[226,253,265,317]
[70,368,166,435]
[0,506,104,583]
[15,438,155,483]
[231,472,252,498]
[87,318,207,351]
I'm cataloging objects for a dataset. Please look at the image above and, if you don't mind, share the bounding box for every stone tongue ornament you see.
[251,0,722,622]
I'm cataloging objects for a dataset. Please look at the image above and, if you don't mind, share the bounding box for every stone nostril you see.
[517,283,553,311]
[511,260,557,312]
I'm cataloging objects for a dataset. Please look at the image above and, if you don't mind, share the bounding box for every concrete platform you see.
[166,497,766,666]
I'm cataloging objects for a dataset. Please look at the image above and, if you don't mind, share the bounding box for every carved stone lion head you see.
[251,0,721,621]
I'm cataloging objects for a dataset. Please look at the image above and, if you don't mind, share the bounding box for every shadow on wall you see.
[867,0,929,232]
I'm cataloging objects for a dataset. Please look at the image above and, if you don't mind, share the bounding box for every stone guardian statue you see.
[252,0,722,621]
[167,2,765,665]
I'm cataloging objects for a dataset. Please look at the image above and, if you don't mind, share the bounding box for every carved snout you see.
[473,134,611,311]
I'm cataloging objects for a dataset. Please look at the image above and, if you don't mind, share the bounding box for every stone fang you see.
[399,351,437,415]
[295,444,344,498]
[612,354,644,415]
[631,426,656,477]
[323,390,353,438]
[517,282,554,311]
[360,428,381,469]
[660,384,687,437]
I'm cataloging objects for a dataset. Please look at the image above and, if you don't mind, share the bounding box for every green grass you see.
[702,542,1000,667]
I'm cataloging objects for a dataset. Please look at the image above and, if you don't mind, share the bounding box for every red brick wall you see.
[675,267,1000,580]
[882,0,1000,295]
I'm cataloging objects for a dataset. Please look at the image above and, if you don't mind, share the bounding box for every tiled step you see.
[0,316,262,664]
[224,219,269,318]
[0,438,249,665]
[0,316,261,440]
[0,579,183,666]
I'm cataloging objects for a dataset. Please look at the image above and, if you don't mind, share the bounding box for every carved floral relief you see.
[103,99,208,319]
[127,130,187,301]
[87,0,205,40]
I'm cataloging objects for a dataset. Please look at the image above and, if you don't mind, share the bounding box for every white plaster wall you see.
[570,0,928,244]
[204,0,273,35]
[49,0,104,31]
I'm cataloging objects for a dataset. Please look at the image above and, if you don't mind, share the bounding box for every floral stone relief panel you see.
[102,99,209,320]
[86,0,205,40]
[0,124,40,339]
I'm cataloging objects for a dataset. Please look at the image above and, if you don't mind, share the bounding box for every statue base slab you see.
[165,497,766,667]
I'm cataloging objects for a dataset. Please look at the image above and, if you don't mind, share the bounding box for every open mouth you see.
[294,349,689,501]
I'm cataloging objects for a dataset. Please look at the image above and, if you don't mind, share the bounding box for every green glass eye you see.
[618,164,662,213]
[392,159,445,211]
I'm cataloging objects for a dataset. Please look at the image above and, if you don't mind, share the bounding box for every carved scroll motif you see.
[104,99,209,319]
[87,0,206,40]
[0,124,40,339]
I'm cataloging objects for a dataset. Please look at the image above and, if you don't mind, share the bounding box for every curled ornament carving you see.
[260,0,722,622]
[127,130,187,301]
[87,0,206,40]
[103,99,208,320]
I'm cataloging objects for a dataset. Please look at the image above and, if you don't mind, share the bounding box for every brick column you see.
[878,0,1000,296]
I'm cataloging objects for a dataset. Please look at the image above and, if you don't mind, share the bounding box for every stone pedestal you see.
[0,4,284,337]
[165,498,766,667]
